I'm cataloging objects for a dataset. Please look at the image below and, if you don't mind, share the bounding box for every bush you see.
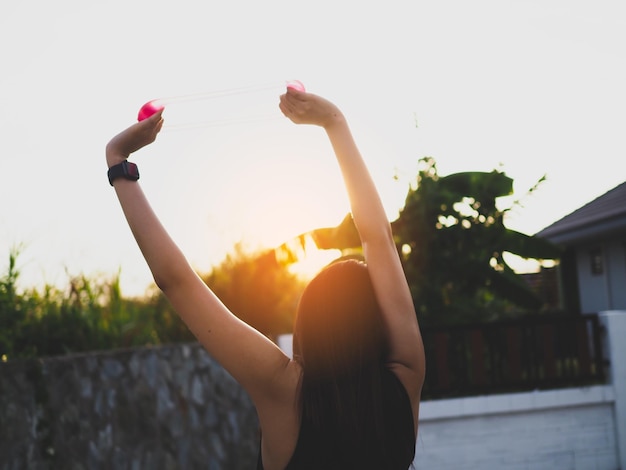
[1,244,303,360]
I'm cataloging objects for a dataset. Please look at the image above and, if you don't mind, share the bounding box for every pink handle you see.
[286,80,306,92]
[137,100,165,121]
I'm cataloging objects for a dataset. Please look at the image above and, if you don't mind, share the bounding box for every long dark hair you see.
[292,259,415,469]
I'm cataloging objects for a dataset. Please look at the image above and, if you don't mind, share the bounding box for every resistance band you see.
[137,80,306,130]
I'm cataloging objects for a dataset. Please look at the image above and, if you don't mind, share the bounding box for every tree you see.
[393,157,561,324]
[272,157,561,325]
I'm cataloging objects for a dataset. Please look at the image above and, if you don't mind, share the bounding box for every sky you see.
[1,0,625,297]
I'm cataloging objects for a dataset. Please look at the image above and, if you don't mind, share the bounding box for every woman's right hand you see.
[278,88,345,129]
[105,110,164,167]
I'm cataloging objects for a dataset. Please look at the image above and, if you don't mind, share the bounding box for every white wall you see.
[416,386,618,470]
[600,311,626,470]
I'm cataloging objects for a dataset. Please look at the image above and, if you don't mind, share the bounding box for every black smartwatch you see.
[108,161,140,186]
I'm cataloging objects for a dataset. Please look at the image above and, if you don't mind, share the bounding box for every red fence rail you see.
[420,314,605,400]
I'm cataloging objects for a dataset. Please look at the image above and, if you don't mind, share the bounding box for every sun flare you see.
[287,243,342,280]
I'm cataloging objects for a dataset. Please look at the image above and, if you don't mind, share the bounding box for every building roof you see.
[536,181,626,246]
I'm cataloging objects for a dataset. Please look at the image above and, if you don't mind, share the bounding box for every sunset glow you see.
[286,240,342,281]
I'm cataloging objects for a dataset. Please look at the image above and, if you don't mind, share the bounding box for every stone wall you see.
[0,343,259,470]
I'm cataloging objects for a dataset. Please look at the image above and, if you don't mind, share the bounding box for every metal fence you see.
[421,313,605,400]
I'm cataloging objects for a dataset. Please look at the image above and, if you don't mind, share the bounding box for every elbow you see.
[152,273,171,292]
[152,263,196,294]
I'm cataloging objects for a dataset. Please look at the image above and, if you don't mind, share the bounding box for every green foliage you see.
[0,248,24,358]
[0,249,194,360]
[0,241,305,359]
[275,157,562,326]
[393,157,561,324]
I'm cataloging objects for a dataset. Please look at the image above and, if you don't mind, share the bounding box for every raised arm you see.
[279,89,425,417]
[105,112,297,408]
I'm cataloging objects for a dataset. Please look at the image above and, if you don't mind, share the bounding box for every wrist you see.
[323,113,349,136]
[322,111,346,131]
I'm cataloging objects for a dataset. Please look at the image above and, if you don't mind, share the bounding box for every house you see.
[536,181,626,313]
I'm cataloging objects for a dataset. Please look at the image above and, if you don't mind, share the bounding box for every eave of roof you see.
[536,181,626,245]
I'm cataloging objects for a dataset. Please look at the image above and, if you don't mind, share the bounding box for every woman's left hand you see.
[106,110,164,167]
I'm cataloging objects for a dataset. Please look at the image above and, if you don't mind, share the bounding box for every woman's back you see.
[257,366,415,470]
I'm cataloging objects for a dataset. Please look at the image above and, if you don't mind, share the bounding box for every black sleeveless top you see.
[256,368,415,470]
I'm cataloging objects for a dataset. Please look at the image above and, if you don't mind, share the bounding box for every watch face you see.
[125,162,139,179]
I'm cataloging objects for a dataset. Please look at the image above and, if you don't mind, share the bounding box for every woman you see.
[105,87,425,469]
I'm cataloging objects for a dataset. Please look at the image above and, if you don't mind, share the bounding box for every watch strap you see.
[108,161,139,186]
